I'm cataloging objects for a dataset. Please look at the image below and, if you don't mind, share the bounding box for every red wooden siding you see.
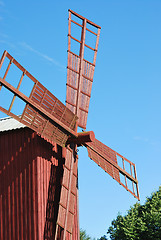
[0,128,79,239]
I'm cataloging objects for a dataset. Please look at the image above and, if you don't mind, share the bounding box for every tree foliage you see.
[80,228,104,240]
[80,229,91,240]
[107,186,161,240]
[98,236,108,240]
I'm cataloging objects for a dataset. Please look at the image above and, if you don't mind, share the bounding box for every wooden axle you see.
[67,131,95,146]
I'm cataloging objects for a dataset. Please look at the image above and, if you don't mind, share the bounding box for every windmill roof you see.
[0,116,26,132]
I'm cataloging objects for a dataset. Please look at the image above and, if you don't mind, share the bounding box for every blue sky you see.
[0,1,161,238]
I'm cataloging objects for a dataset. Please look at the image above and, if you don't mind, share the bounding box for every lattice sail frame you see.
[86,139,140,200]
[55,146,78,239]
[66,9,101,129]
[0,50,80,239]
[0,51,78,147]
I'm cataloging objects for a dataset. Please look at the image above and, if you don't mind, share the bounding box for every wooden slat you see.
[85,138,140,200]
[0,51,78,147]
[69,9,101,29]
[66,11,101,129]
[9,71,26,112]
[56,147,78,238]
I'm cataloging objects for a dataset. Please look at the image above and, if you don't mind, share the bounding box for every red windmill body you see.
[0,10,139,240]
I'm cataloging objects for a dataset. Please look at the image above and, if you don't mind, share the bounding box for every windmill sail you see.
[85,139,140,200]
[55,146,78,239]
[66,10,101,129]
[0,51,78,147]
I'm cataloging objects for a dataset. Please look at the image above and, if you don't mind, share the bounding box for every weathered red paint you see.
[0,128,79,239]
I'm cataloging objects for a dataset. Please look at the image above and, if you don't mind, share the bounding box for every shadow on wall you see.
[0,128,64,240]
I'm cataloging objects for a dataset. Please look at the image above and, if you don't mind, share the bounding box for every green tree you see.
[80,229,91,240]
[98,236,108,240]
[106,186,161,240]
[80,229,100,240]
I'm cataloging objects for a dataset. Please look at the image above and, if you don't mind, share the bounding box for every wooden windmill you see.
[0,10,139,240]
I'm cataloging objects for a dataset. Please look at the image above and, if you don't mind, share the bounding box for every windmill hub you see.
[67,131,95,146]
